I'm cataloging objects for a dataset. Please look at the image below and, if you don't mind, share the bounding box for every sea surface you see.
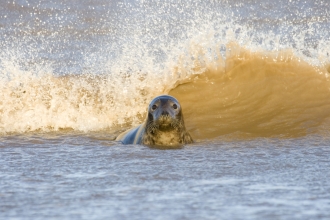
[1,0,330,219]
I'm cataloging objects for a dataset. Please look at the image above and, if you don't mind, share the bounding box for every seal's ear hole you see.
[152,104,157,110]
[173,104,178,109]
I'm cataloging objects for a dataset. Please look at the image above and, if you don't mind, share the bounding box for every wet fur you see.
[142,112,193,146]
[116,95,193,147]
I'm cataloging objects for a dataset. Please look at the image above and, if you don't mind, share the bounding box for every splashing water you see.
[0,0,329,138]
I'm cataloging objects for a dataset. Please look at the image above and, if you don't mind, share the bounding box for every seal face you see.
[116,95,193,147]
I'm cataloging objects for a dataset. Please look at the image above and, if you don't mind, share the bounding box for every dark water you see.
[1,0,330,219]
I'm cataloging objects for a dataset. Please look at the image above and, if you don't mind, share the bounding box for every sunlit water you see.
[1,0,330,219]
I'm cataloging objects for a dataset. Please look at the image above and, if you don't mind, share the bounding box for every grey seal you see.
[116,95,193,147]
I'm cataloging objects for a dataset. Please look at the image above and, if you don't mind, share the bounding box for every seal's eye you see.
[173,104,178,109]
[152,104,157,110]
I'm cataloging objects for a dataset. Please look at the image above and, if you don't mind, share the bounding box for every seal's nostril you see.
[161,111,169,116]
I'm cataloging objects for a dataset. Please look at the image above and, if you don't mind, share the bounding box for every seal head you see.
[143,95,193,146]
[116,95,193,147]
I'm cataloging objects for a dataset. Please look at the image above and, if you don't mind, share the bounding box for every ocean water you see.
[1,0,330,219]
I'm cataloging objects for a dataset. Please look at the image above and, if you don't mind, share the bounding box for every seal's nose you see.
[161,111,169,116]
